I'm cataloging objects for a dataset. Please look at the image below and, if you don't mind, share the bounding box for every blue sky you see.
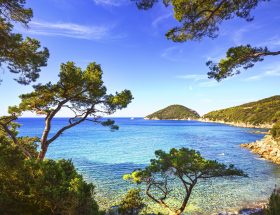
[1,0,280,117]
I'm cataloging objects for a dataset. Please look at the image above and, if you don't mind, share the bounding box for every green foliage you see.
[0,136,100,215]
[264,188,280,215]
[203,95,280,126]
[0,0,49,84]
[133,0,280,80]
[134,0,265,42]
[145,104,199,120]
[271,121,280,141]
[0,0,33,24]
[3,61,133,160]
[207,45,269,81]
[118,188,145,215]
[13,62,132,116]
[124,147,245,214]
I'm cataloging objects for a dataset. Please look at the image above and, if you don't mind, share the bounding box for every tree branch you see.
[176,182,196,215]
[0,122,32,158]
[46,111,91,145]
[41,100,67,146]
[203,0,227,25]
[145,180,174,214]
[254,50,280,57]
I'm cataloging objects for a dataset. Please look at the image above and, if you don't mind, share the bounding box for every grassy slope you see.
[145,105,200,120]
[203,95,280,126]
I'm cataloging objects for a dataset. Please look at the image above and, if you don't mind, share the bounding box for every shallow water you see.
[18,118,280,214]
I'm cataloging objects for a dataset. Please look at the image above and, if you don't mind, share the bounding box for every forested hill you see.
[145,105,200,120]
[203,96,280,126]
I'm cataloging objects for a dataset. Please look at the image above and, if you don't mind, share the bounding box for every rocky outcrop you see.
[241,135,280,164]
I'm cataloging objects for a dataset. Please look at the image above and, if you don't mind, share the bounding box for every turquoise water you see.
[18,118,280,214]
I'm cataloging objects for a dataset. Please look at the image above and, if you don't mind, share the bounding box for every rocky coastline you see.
[241,134,280,164]
[144,117,273,129]
[198,119,280,165]
[198,118,273,129]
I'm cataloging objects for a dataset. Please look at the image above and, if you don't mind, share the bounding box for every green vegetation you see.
[133,0,280,81]
[0,132,100,215]
[145,105,200,120]
[271,121,280,141]
[118,188,145,215]
[0,0,49,84]
[264,188,280,215]
[203,95,280,126]
[0,61,133,160]
[0,2,133,214]
[1,1,279,214]
[124,147,246,215]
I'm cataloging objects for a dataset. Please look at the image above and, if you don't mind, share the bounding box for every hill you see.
[203,95,280,127]
[145,105,200,120]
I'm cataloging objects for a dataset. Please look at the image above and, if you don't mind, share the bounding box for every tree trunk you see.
[174,210,183,215]
[38,144,48,160]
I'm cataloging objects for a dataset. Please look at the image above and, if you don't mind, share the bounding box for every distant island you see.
[145,104,200,120]
[202,95,280,128]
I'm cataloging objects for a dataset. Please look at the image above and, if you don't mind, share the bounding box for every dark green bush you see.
[0,136,99,215]
[265,188,280,215]
[271,122,280,141]
[118,188,145,215]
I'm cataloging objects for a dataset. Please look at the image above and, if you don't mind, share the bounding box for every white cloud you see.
[176,74,208,81]
[176,74,220,88]
[152,13,173,28]
[198,80,218,87]
[245,68,280,81]
[93,0,127,6]
[18,21,117,40]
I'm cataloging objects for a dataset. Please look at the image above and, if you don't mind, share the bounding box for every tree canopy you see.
[0,135,100,215]
[133,0,279,81]
[118,188,145,215]
[0,61,133,160]
[0,0,49,84]
[124,147,246,215]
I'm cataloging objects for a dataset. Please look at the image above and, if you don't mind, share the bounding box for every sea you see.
[17,118,280,214]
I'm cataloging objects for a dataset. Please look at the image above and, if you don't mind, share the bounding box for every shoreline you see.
[241,134,280,164]
[197,118,273,129]
[144,117,273,129]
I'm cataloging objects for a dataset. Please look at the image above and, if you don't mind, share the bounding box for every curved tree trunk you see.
[38,144,48,160]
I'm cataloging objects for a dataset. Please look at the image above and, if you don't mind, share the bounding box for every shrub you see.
[118,188,145,215]
[265,188,280,215]
[0,137,99,215]
[271,122,280,141]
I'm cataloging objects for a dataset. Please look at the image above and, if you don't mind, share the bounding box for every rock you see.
[240,134,280,165]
